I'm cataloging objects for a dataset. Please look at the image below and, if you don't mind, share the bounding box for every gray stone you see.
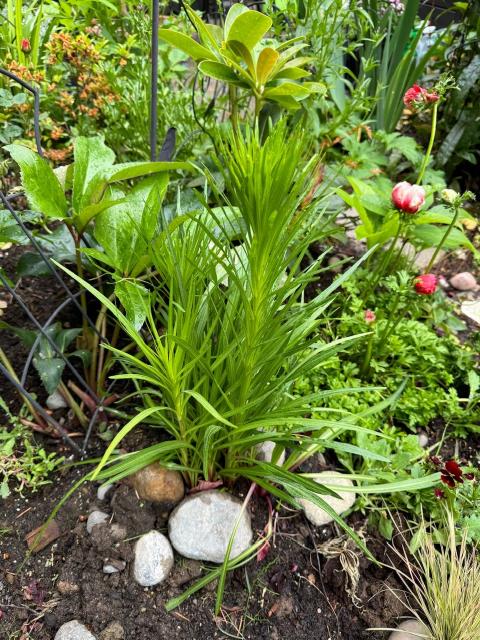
[389,619,430,639]
[256,441,285,466]
[133,530,173,586]
[168,491,253,563]
[299,471,356,527]
[103,559,126,574]
[86,511,109,534]
[46,389,68,410]
[99,622,125,640]
[450,272,478,291]
[54,620,96,640]
[414,247,445,270]
[417,433,429,448]
[97,483,113,501]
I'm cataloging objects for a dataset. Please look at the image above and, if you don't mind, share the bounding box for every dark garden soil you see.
[0,458,410,640]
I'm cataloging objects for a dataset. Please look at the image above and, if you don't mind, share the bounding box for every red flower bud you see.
[414,274,437,295]
[464,473,475,481]
[21,38,31,53]
[364,309,376,324]
[434,488,445,499]
[403,84,439,108]
[391,182,425,214]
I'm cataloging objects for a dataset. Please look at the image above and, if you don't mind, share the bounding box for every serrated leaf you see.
[72,137,115,214]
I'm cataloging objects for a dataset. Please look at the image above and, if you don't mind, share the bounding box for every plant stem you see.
[424,204,460,273]
[366,220,403,299]
[416,102,438,185]
[229,85,239,134]
[360,331,375,378]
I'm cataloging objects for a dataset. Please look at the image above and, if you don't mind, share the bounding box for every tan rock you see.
[449,272,478,291]
[130,463,184,505]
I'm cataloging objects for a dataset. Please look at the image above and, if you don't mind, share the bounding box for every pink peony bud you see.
[21,38,31,53]
[392,182,425,214]
[364,309,376,324]
[392,182,426,214]
[414,274,437,295]
[403,84,439,108]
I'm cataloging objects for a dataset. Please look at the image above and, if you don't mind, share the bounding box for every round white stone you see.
[389,619,430,639]
[55,620,96,640]
[256,441,285,466]
[417,433,429,448]
[299,471,356,527]
[133,530,174,587]
[86,510,109,534]
[97,483,113,501]
[168,490,253,563]
[46,389,68,410]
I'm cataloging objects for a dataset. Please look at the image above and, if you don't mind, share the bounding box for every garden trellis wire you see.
[0,0,263,454]
[0,0,173,455]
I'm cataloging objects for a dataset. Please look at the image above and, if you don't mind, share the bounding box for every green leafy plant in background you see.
[4,137,192,399]
[0,397,63,498]
[159,3,323,121]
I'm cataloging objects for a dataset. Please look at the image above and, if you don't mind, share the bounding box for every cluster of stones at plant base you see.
[53,447,424,640]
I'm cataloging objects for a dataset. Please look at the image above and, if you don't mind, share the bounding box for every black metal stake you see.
[150,0,160,161]
[0,362,82,454]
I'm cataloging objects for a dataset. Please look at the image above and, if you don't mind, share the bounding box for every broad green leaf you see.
[225,40,256,78]
[224,3,249,39]
[256,47,279,85]
[5,144,67,219]
[95,175,167,275]
[198,60,243,84]
[226,10,272,52]
[115,280,150,331]
[72,137,115,214]
[106,160,191,183]
[264,81,311,99]
[413,224,476,253]
[158,29,217,62]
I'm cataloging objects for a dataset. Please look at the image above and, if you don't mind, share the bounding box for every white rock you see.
[256,441,285,466]
[461,300,480,325]
[55,620,96,640]
[389,618,430,639]
[417,433,429,448]
[86,510,109,534]
[103,559,126,574]
[46,389,68,410]
[168,491,253,563]
[299,471,356,527]
[97,483,113,501]
[449,272,478,291]
[133,530,174,587]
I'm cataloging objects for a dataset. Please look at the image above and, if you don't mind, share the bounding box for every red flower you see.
[403,84,439,108]
[414,274,437,295]
[434,488,445,499]
[440,459,464,487]
[391,182,425,214]
[364,309,376,324]
[21,38,31,53]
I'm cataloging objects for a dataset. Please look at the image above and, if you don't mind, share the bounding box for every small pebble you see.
[417,433,429,448]
[389,618,430,639]
[99,621,125,640]
[133,530,174,586]
[97,484,114,501]
[103,559,126,574]
[54,620,96,640]
[449,272,478,291]
[46,389,68,410]
[86,511,109,534]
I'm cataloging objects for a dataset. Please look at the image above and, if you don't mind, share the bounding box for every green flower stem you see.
[424,204,460,273]
[366,220,403,299]
[377,289,405,348]
[416,101,438,185]
[360,331,375,378]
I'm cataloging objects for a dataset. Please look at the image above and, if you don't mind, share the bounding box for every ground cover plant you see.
[0,1,479,639]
